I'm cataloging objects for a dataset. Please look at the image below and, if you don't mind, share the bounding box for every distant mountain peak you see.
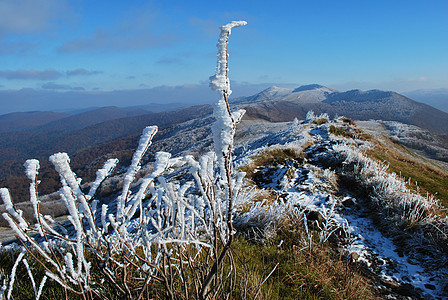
[245,86,293,102]
[260,85,292,94]
[293,84,327,93]
[324,89,398,104]
[234,84,448,134]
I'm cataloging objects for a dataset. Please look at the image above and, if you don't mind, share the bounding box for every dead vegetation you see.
[231,219,379,300]
[367,136,448,210]
[329,124,372,141]
[239,148,305,183]
[312,117,329,125]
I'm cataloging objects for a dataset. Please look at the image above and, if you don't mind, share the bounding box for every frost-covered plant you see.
[315,198,339,245]
[305,111,329,124]
[1,21,248,299]
[305,110,316,122]
[333,143,439,227]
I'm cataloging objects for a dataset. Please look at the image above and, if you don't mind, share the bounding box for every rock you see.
[305,210,325,223]
[350,252,360,261]
[395,283,419,298]
[341,197,356,207]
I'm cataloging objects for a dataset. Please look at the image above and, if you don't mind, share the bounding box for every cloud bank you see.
[0,82,281,115]
[0,69,101,80]
[65,69,102,76]
[0,69,61,80]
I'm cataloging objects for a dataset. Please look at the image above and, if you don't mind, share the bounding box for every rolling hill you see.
[0,105,213,200]
[1,85,447,202]
[0,111,69,133]
[34,106,150,132]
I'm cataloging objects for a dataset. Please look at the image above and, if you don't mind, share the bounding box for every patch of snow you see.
[233,116,447,298]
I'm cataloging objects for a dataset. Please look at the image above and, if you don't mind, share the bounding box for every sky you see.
[0,0,447,114]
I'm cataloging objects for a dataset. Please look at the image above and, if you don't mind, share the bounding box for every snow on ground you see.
[234,116,447,299]
[2,114,446,298]
[357,120,448,173]
[341,204,441,298]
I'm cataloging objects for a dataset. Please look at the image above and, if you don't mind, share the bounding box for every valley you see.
[1,86,447,299]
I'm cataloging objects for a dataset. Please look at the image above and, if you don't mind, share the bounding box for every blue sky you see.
[0,0,447,113]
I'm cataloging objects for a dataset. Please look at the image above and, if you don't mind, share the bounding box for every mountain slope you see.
[34,106,150,132]
[232,115,447,298]
[0,105,213,200]
[4,113,447,298]
[0,105,212,164]
[0,111,69,133]
[403,88,448,113]
[235,84,448,134]
[1,104,448,298]
[126,102,189,113]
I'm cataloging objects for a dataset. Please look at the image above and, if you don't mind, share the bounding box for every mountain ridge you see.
[0,111,70,133]
[235,84,448,134]
[34,106,150,132]
[403,88,448,113]
[1,84,447,201]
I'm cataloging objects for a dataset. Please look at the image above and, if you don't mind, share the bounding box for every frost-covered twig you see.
[316,199,339,244]
[7,251,25,300]
[118,126,157,221]
[0,20,251,299]
[88,158,118,201]
[200,20,247,299]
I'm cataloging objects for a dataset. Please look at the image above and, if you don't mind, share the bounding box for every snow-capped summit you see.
[232,85,448,134]
[233,85,293,104]
[292,84,335,93]
[282,84,335,103]
[235,84,336,105]
[325,89,397,103]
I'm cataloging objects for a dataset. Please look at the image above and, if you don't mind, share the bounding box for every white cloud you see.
[59,27,178,53]
[399,76,428,83]
[66,69,101,76]
[0,40,36,54]
[42,82,76,90]
[0,69,61,80]
[0,0,72,36]
[58,3,178,53]
[0,68,101,80]
[189,17,221,37]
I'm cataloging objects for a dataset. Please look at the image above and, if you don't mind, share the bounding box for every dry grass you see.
[240,148,305,180]
[0,198,68,227]
[329,125,372,141]
[0,250,79,299]
[367,138,448,210]
[340,117,356,126]
[253,189,278,205]
[313,118,329,125]
[231,215,379,300]
[1,221,379,300]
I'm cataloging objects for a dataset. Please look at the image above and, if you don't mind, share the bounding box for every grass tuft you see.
[313,118,329,125]
[231,215,378,300]
[367,138,448,209]
[240,148,304,180]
